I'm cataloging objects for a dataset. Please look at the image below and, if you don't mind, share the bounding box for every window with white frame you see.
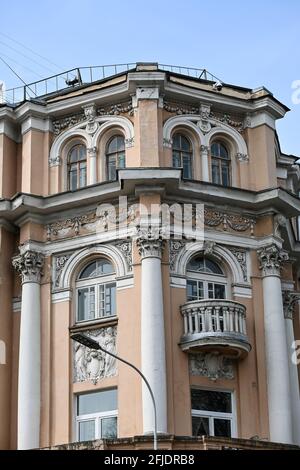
[76,259,116,323]
[106,135,126,181]
[191,389,235,438]
[76,389,118,441]
[186,256,227,302]
[211,141,231,187]
[172,133,193,179]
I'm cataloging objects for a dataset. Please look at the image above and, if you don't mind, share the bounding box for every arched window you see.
[76,259,116,322]
[172,133,192,179]
[68,144,87,190]
[106,135,125,181]
[186,255,226,301]
[211,142,230,187]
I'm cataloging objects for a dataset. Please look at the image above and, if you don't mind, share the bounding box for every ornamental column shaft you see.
[87,146,97,185]
[200,145,210,182]
[137,228,167,434]
[12,249,44,450]
[257,245,292,444]
[283,292,300,444]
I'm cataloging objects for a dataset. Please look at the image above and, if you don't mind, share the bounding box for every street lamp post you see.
[70,332,158,450]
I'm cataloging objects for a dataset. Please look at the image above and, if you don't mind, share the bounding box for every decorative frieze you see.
[73,327,117,385]
[228,248,247,281]
[52,100,134,136]
[189,352,234,381]
[257,244,288,277]
[204,208,255,235]
[12,249,44,283]
[163,99,246,133]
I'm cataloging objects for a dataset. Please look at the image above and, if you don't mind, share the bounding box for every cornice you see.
[0,170,300,225]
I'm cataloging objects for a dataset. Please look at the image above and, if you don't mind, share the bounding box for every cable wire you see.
[0,55,37,97]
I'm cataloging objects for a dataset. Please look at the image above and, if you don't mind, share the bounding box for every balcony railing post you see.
[193,308,199,333]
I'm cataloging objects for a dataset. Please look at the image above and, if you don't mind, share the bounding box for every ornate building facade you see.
[0,63,300,449]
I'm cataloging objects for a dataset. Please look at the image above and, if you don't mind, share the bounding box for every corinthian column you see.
[257,245,292,444]
[12,249,44,449]
[137,227,167,434]
[200,145,210,182]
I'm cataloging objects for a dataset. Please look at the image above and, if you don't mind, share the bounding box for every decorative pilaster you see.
[282,290,300,444]
[87,146,97,184]
[136,227,167,435]
[12,249,44,449]
[257,245,292,444]
[200,145,210,182]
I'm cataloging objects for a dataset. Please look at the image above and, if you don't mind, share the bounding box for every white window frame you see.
[76,410,118,441]
[187,270,228,301]
[76,272,116,323]
[191,388,237,438]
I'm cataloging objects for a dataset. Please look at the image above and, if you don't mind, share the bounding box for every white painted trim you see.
[12,298,22,312]
[0,120,20,142]
[277,167,288,179]
[170,276,186,288]
[116,276,134,290]
[232,284,252,298]
[21,116,53,134]
[51,290,72,303]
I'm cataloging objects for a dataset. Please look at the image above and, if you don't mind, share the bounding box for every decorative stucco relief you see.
[52,252,73,289]
[163,99,247,133]
[228,248,247,282]
[189,352,234,381]
[74,327,117,385]
[52,100,133,136]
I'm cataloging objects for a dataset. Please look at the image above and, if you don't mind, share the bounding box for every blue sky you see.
[1,0,299,154]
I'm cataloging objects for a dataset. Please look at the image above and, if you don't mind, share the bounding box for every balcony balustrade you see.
[180,299,251,358]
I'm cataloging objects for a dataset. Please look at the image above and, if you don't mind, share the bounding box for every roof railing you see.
[1,63,222,105]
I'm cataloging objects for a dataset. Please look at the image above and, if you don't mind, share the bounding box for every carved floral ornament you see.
[136,226,166,260]
[282,290,300,320]
[73,327,117,385]
[52,100,134,136]
[12,249,44,283]
[189,352,234,381]
[163,99,250,134]
[257,244,288,277]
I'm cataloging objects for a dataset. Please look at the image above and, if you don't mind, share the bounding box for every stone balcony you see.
[180,299,251,358]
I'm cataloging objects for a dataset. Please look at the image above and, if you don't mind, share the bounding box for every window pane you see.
[211,143,219,157]
[180,135,190,151]
[116,136,125,151]
[214,284,225,299]
[78,389,117,415]
[107,156,116,180]
[172,134,180,148]
[78,288,89,321]
[191,389,232,413]
[187,257,204,272]
[78,420,95,441]
[70,168,78,190]
[205,259,223,275]
[108,137,118,153]
[187,280,197,301]
[79,145,87,161]
[172,151,181,168]
[79,163,87,188]
[208,282,214,299]
[101,417,117,439]
[212,160,221,184]
[70,147,79,163]
[214,418,231,437]
[219,144,228,159]
[182,154,192,179]
[221,164,230,187]
[80,261,97,279]
[118,153,126,169]
[198,281,204,299]
[192,416,209,436]
[105,283,116,316]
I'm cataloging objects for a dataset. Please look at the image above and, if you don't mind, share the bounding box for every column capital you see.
[282,290,300,320]
[136,226,165,259]
[200,144,209,153]
[257,244,288,277]
[12,249,44,283]
[87,146,97,157]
